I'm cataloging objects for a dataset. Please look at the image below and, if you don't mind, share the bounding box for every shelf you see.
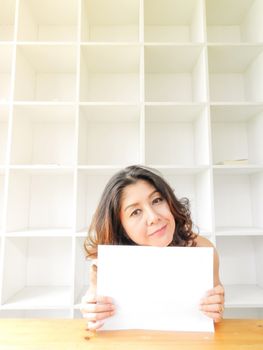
[208,45,263,102]
[224,284,263,308]
[80,45,140,102]
[0,106,9,165]
[0,309,72,318]
[144,0,204,43]
[76,168,117,231]
[81,0,139,42]
[159,168,213,234]
[6,169,74,233]
[216,227,263,236]
[145,105,210,166]
[78,105,140,165]
[214,172,263,229]
[216,236,263,294]
[0,45,13,102]
[17,0,78,42]
[0,0,15,41]
[211,105,263,166]
[1,237,73,306]
[10,105,76,165]
[206,0,263,43]
[2,286,72,309]
[14,45,77,102]
[0,0,262,320]
[145,45,207,102]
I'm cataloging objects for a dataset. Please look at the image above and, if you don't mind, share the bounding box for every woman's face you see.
[119,180,175,247]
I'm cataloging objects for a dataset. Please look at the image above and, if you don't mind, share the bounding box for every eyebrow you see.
[123,189,159,212]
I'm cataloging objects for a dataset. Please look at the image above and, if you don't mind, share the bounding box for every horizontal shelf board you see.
[210,104,263,121]
[2,286,72,309]
[213,165,263,174]
[77,165,126,172]
[9,165,74,173]
[224,284,263,308]
[216,227,263,236]
[79,102,140,106]
[207,43,263,47]
[16,41,78,46]
[210,102,263,106]
[13,102,76,107]
[148,165,210,175]
[5,228,74,237]
[144,102,206,106]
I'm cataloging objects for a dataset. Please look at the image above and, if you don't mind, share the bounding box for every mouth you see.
[149,225,167,237]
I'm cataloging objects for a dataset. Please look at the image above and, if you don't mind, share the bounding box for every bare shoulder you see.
[194,235,215,248]
[195,234,222,286]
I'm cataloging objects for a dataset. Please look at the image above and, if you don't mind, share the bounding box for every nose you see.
[146,207,160,226]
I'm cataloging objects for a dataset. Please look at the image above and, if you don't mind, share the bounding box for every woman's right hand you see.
[80,260,115,330]
[80,293,115,330]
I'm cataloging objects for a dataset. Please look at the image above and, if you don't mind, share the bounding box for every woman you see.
[81,165,225,330]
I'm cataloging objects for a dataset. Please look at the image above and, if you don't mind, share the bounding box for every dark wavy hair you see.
[84,165,197,258]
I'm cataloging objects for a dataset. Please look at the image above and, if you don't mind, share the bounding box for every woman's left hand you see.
[199,284,225,322]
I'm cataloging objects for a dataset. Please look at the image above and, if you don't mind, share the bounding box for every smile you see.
[149,225,167,237]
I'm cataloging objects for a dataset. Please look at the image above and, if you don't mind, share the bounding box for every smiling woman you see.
[82,165,225,330]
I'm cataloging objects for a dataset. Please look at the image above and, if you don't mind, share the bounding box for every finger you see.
[200,303,224,313]
[200,294,224,305]
[87,320,104,331]
[202,311,223,323]
[205,285,225,297]
[81,303,115,314]
[81,294,113,305]
[83,310,115,322]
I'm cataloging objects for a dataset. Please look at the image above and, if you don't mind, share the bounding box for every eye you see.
[130,209,141,217]
[152,196,163,205]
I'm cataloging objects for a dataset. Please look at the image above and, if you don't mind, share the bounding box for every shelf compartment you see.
[17,0,78,42]
[10,105,76,165]
[74,237,90,304]
[76,168,118,232]
[80,45,140,102]
[213,172,263,231]
[0,45,13,102]
[1,237,72,307]
[211,105,263,166]
[78,105,140,165]
[208,46,263,102]
[81,0,139,42]
[156,168,213,235]
[144,0,204,43]
[14,45,77,102]
[0,106,9,164]
[6,169,74,233]
[145,46,207,102]
[0,0,16,41]
[206,0,263,43]
[145,105,210,166]
[216,236,263,307]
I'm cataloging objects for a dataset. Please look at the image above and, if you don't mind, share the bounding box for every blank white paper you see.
[97,245,214,332]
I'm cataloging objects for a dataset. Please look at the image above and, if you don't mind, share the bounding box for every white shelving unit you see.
[0,0,262,319]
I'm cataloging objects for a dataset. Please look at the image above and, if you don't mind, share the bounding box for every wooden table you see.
[0,319,262,350]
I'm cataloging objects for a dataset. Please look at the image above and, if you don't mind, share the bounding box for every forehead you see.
[121,180,157,204]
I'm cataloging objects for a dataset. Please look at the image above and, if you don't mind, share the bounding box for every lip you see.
[149,225,167,237]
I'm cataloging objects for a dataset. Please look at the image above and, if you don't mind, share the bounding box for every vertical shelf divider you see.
[0,0,20,307]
